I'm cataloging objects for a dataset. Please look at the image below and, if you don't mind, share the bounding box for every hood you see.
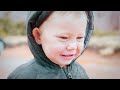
[26,11,94,68]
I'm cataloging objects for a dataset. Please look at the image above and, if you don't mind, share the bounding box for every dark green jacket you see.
[7,11,94,79]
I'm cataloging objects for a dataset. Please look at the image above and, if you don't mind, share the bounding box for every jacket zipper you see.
[62,65,72,79]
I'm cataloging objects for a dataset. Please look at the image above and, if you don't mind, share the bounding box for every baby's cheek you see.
[77,44,84,54]
[52,39,67,50]
[54,45,65,53]
[49,44,63,53]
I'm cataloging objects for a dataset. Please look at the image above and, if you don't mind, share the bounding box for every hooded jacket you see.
[7,11,94,79]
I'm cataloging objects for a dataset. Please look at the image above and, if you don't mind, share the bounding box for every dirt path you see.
[0,44,120,79]
[77,48,120,79]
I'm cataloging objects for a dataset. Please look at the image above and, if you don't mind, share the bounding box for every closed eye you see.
[59,37,68,39]
[77,37,84,42]
[77,37,83,39]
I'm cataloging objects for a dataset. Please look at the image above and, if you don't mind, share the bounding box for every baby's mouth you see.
[60,54,75,60]
[61,54,74,57]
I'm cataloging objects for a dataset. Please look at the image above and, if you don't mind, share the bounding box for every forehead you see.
[53,22,85,35]
[41,20,86,37]
[48,11,87,24]
[40,11,87,34]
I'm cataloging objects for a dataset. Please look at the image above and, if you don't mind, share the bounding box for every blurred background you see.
[0,11,120,79]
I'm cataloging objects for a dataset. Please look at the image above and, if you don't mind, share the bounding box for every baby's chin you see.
[58,60,73,67]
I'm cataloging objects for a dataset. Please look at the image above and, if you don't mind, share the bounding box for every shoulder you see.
[73,62,85,69]
[72,62,89,79]
[7,60,39,79]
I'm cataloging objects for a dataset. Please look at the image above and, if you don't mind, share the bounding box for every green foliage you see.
[93,29,119,37]
[0,18,26,37]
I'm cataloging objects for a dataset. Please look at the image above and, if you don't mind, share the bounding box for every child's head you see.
[32,11,87,67]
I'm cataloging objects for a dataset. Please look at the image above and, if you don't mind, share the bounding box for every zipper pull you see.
[67,65,72,79]
[67,72,72,79]
[62,65,73,79]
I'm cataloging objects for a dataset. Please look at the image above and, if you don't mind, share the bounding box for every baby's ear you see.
[32,27,41,45]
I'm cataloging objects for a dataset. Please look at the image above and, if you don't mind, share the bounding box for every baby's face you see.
[39,15,87,67]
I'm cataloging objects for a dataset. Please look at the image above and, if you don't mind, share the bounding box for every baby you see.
[7,11,94,79]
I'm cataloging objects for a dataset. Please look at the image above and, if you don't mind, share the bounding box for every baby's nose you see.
[67,42,77,50]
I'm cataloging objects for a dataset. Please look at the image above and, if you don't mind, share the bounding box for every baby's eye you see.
[59,37,68,39]
[77,37,83,39]
[77,37,84,41]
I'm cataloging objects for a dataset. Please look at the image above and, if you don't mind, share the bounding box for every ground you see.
[0,44,120,79]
